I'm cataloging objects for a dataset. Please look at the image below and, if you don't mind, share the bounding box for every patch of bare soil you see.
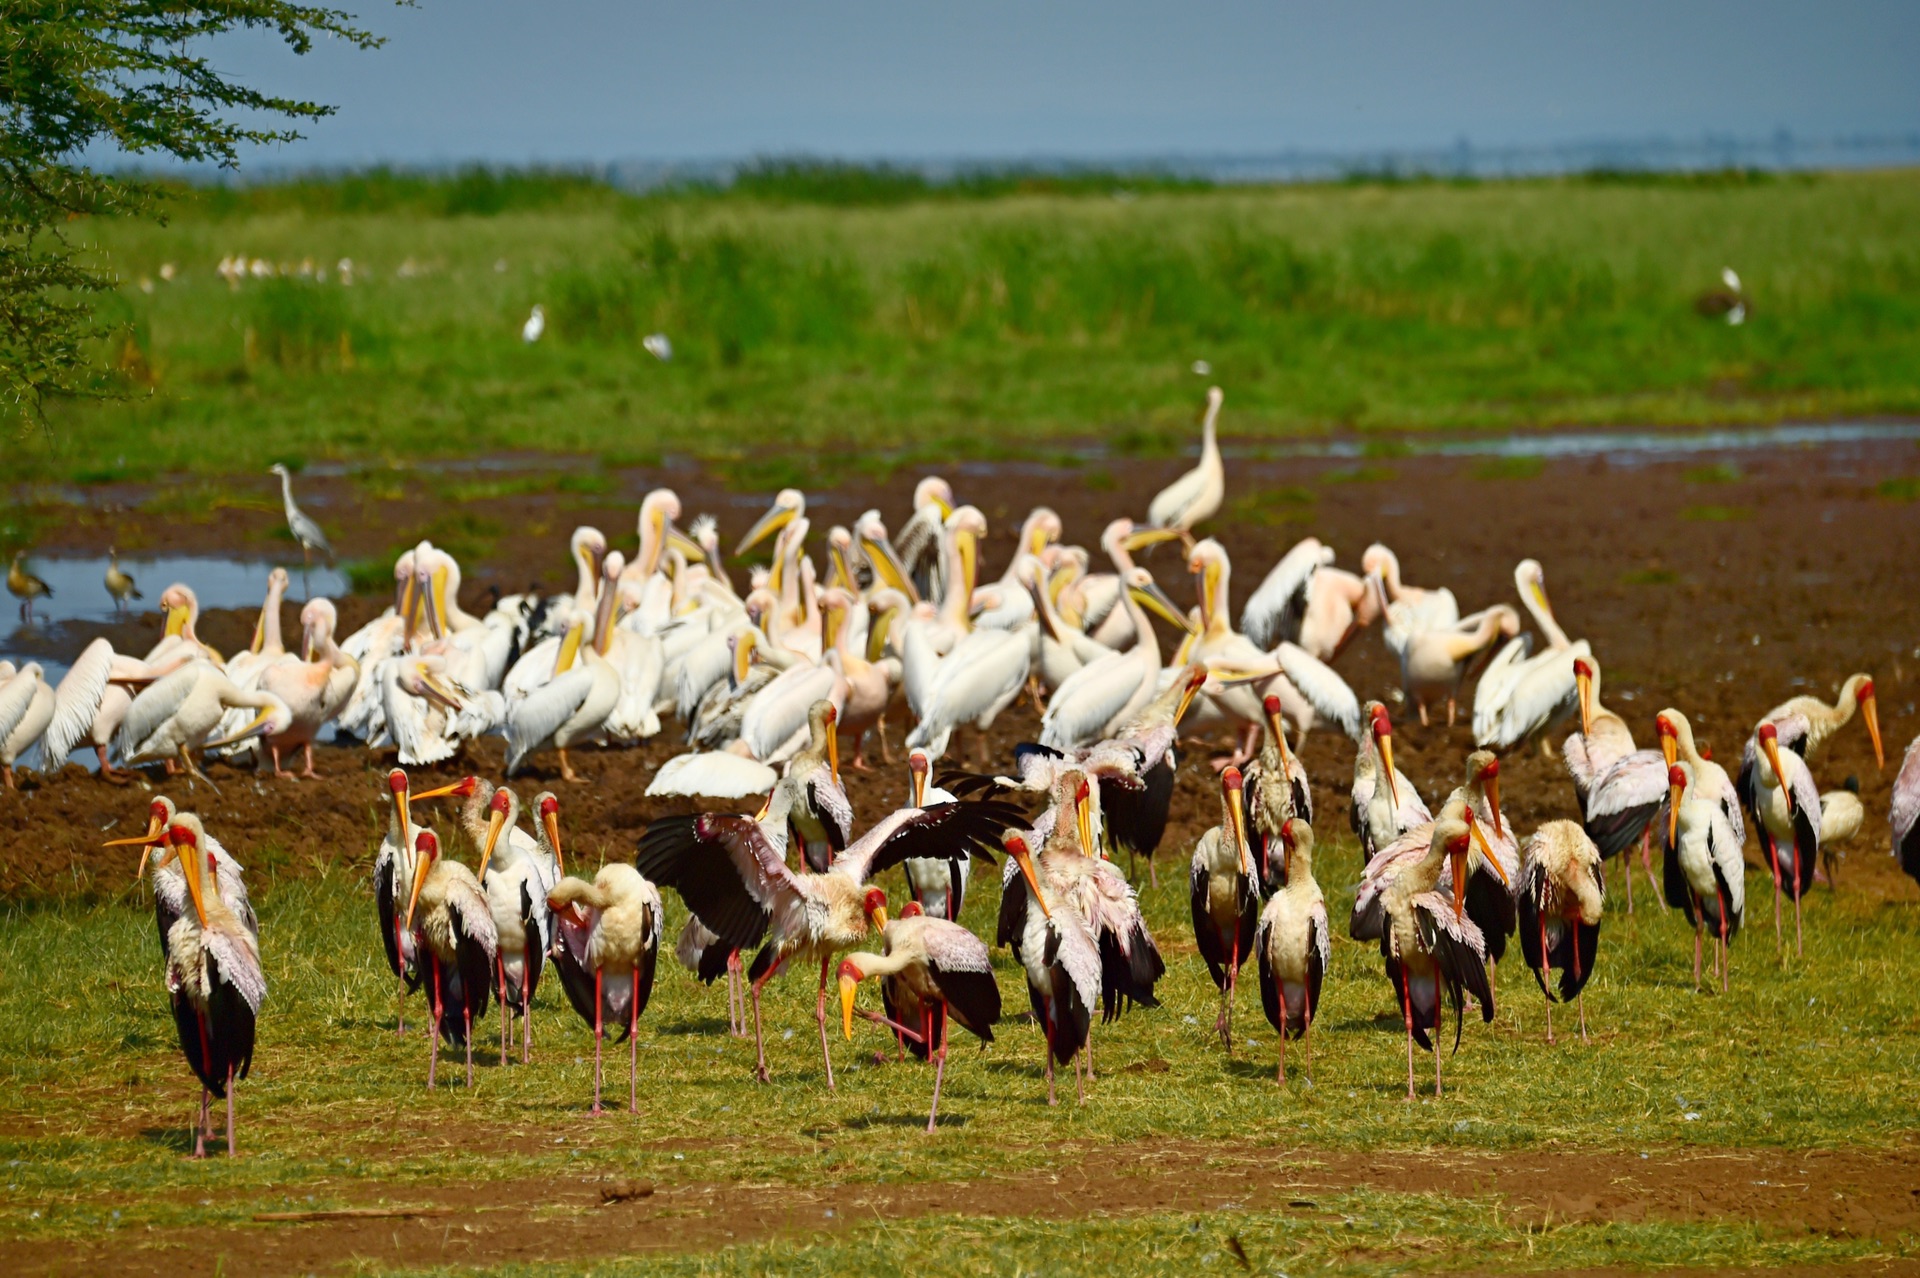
[4,1138,1916,1276]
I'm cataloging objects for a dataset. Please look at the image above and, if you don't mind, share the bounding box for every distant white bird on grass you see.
[268,464,332,567]
[643,333,673,361]
[522,305,546,343]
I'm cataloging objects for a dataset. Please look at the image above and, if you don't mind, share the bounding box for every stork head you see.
[1469,751,1504,839]
[1368,703,1401,808]
[1757,722,1793,812]
[1573,657,1595,737]
[1003,833,1049,920]
[907,748,930,807]
[1220,767,1252,879]
[404,830,440,933]
[1855,676,1884,770]
[862,887,889,931]
[478,786,516,881]
[1656,713,1680,767]
[837,956,865,1039]
[899,900,925,919]
[536,792,564,876]
[1666,764,1688,846]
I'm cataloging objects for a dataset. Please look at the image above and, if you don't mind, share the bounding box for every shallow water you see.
[2,554,349,685]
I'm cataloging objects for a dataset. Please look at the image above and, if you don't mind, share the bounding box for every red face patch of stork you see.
[148,799,170,823]
[1448,832,1472,854]
[387,769,409,794]
[899,900,925,918]
[415,831,439,858]
[1262,694,1282,715]
[490,789,512,814]
[908,752,928,775]
[1669,765,1688,790]
[1221,767,1244,791]
[1479,757,1500,780]
[1573,657,1593,679]
[451,776,480,797]
[167,824,197,849]
[836,958,862,982]
[863,888,888,916]
[1657,715,1676,738]
[1757,723,1778,744]
[1371,706,1392,736]
[539,795,560,817]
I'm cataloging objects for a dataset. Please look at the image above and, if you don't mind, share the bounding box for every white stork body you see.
[1516,820,1604,1044]
[1254,818,1328,1085]
[547,864,664,1114]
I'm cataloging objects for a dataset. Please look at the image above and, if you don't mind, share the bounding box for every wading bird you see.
[839,901,1001,1133]
[105,548,141,614]
[1568,656,1665,912]
[0,662,53,790]
[402,830,498,1088]
[1351,702,1428,862]
[1002,833,1100,1106]
[1190,768,1260,1050]
[115,665,290,790]
[1816,780,1864,885]
[8,552,50,623]
[470,784,557,1064]
[155,815,264,1157]
[1240,695,1311,886]
[106,796,257,945]
[374,770,474,1034]
[1473,559,1590,756]
[1255,818,1327,1085]
[1736,674,1883,836]
[547,860,664,1114]
[269,463,332,567]
[1515,821,1604,1044]
[636,784,1021,1086]
[1894,736,1920,889]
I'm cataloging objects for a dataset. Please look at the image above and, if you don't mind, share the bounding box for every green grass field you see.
[3,812,1915,1273]
[18,166,1920,486]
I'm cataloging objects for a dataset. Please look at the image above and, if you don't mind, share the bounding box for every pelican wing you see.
[116,663,208,760]
[1040,651,1146,750]
[647,751,778,799]
[1271,642,1360,740]
[39,639,114,767]
[504,668,594,770]
[1473,641,1588,752]
[1469,635,1533,741]
[740,661,840,762]
[833,795,1028,886]
[1241,538,1327,649]
[502,634,565,702]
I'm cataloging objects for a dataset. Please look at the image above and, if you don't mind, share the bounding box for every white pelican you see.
[1,662,54,790]
[853,509,918,603]
[1472,559,1590,755]
[116,664,289,787]
[1816,779,1863,885]
[1365,542,1459,635]
[1395,605,1519,728]
[144,584,221,667]
[1254,817,1327,1085]
[837,901,1001,1133]
[1515,821,1604,1044]
[735,487,806,558]
[1239,536,1333,650]
[268,463,332,566]
[1025,556,1111,693]
[42,639,196,779]
[380,654,468,767]
[903,603,1032,761]
[505,552,624,781]
[152,814,264,1157]
[637,786,1022,1086]
[822,588,899,769]
[1038,568,1190,750]
[1292,566,1384,664]
[257,598,360,779]
[1145,385,1224,547]
[338,551,421,741]
[901,505,986,716]
[892,477,955,602]
[547,859,663,1114]
[220,568,292,695]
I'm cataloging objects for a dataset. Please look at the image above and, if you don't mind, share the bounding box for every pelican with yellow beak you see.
[113,664,290,790]
[735,487,806,558]
[1038,568,1195,750]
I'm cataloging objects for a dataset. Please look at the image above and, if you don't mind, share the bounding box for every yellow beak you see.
[859,534,917,604]
[1667,779,1685,846]
[1762,735,1793,814]
[1576,669,1593,738]
[177,839,208,928]
[477,809,507,881]
[164,603,190,639]
[827,724,840,787]
[555,622,586,676]
[206,705,277,749]
[735,504,795,557]
[839,974,858,1040]
[1484,774,1505,841]
[1009,844,1051,919]
[1075,789,1096,858]
[1131,578,1197,634]
[1377,728,1401,810]
[1121,527,1183,553]
[1225,787,1252,879]
[404,847,431,932]
[1661,730,1679,768]
[1863,694,1884,770]
[543,809,566,877]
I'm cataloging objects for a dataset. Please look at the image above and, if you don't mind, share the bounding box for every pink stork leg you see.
[748,955,783,1083]
[630,968,640,1114]
[1540,909,1555,1044]
[591,966,604,1114]
[1717,886,1731,993]
[464,986,474,1089]
[428,953,443,1089]
[815,955,836,1091]
[1765,832,1783,948]
[1691,908,1703,991]
[926,1007,948,1134]
[498,957,510,1066]
[1275,984,1288,1085]
[522,946,533,1064]
[1792,866,1804,958]
[193,1012,212,1158]
[1044,1029,1056,1108]
[1399,969,1417,1102]
[226,1065,236,1157]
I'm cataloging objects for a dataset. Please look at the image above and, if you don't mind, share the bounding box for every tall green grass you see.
[20,168,1920,482]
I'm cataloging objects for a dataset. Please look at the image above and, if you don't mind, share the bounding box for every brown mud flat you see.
[3,436,1916,903]
[4,1139,1917,1276]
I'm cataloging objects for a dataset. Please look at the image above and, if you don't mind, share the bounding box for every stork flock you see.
[8,387,1919,1152]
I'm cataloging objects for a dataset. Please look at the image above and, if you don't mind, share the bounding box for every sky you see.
[195,1,1920,167]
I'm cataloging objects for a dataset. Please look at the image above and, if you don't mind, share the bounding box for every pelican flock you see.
[0,380,1909,1161]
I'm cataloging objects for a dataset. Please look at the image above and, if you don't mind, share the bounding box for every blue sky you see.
[202,1,1920,165]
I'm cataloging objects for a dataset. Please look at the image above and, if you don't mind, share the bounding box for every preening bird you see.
[0,662,54,791]
[1254,817,1327,1086]
[1002,833,1100,1106]
[1750,722,1820,955]
[402,829,499,1089]
[838,902,1001,1133]
[1350,702,1429,862]
[469,784,557,1064]
[1473,559,1590,755]
[1515,821,1604,1044]
[547,860,664,1114]
[268,464,333,566]
[105,796,257,946]
[372,770,476,1036]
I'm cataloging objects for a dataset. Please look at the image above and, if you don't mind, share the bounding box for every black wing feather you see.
[635,814,773,952]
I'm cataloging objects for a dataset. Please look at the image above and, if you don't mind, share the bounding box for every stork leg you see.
[226,1065,236,1157]
[1539,910,1555,1044]
[1691,913,1703,992]
[630,968,640,1115]
[1275,986,1288,1085]
[927,1006,948,1134]
[1075,1044,1086,1106]
[1303,1009,1314,1083]
[1578,991,1589,1042]
[591,966,604,1114]
[1148,856,1158,891]
[748,958,782,1083]
[1399,973,1417,1102]
[428,953,443,1088]
[1717,886,1731,994]
[1545,999,1554,1045]
[1044,1035,1056,1107]
[815,955,836,1091]
[1434,1028,1443,1098]
[1084,1030,1094,1081]
[194,1088,208,1159]
[463,994,474,1089]
[498,957,509,1066]
[1764,832,1783,948]
[1792,873,1804,958]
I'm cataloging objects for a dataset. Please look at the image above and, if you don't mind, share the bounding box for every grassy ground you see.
[17,167,1920,485]
[2,806,1915,1272]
